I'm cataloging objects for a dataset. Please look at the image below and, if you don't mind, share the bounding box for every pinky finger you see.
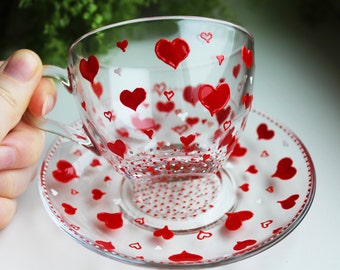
[0,197,17,230]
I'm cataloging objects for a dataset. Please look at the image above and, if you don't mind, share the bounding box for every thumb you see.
[0,49,43,141]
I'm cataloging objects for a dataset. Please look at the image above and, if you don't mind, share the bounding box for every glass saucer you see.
[39,109,316,268]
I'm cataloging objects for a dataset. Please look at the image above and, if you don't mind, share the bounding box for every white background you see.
[1,2,339,269]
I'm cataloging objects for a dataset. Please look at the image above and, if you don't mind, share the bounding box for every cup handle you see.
[24,65,99,154]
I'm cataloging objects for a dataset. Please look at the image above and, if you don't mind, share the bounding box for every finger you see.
[28,77,57,117]
[0,197,17,230]
[0,49,43,141]
[0,165,37,199]
[0,121,45,170]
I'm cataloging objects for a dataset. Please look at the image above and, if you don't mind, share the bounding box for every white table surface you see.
[1,3,339,270]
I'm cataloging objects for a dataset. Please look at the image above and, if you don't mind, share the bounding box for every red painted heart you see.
[95,240,115,252]
[198,82,230,116]
[278,194,300,210]
[272,157,297,180]
[200,32,213,43]
[242,93,253,109]
[225,210,254,231]
[241,46,253,69]
[120,88,146,111]
[246,165,258,174]
[61,203,77,215]
[153,225,174,240]
[164,90,174,101]
[156,101,175,113]
[180,134,196,146]
[168,250,203,262]
[92,81,103,99]
[230,142,247,157]
[97,212,123,229]
[233,239,257,251]
[79,55,99,83]
[186,117,199,126]
[92,189,106,200]
[107,140,127,159]
[257,123,275,140]
[90,159,101,167]
[239,183,249,192]
[233,64,241,78]
[116,39,128,52]
[52,160,79,183]
[216,106,231,125]
[155,38,190,69]
[183,85,199,106]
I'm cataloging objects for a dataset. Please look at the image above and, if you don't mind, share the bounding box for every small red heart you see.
[200,32,213,43]
[95,240,115,252]
[241,46,253,69]
[103,111,114,122]
[129,242,142,250]
[246,165,258,174]
[79,55,99,83]
[198,82,230,116]
[117,127,129,138]
[97,212,123,229]
[107,140,127,159]
[186,117,199,126]
[90,159,101,167]
[196,230,213,240]
[180,134,196,146]
[216,55,225,65]
[202,153,210,161]
[92,189,106,200]
[70,188,79,195]
[164,90,174,101]
[92,81,103,99]
[242,93,253,109]
[156,101,175,113]
[153,225,174,240]
[230,143,247,157]
[183,85,199,106]
[81,101,87,111]
[61,203,77,215]
[278,194,300,210]
[168,250,203,262]
[116,39,128,52]
[233,64,241,78]
[233,239,257,251]
[239,183,249,192]
[272,157,297,180]
[155,38,190,69]
[120,88,146,111]
[261,150,270,157]
[266,185,274,193]
[216,106,231,125]
[257,123,275,140]
[142,129,154,139]
[225,210,254,231]
[52,160,79,183]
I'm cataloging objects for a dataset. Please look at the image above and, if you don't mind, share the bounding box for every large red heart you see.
[155,38,190,69]
[198,83,230,116]
[97,212,123,229]
[52,160,79,183]
[257,123,274,140]
[120,88,146,111]
[107,140,127,159]
[79,55,99,83]
[241,46,253,69]
[272,157,297,180]
[153,225,174,240]
[225,210,254,231]
[278,194,300,210]
[168,250,203,262]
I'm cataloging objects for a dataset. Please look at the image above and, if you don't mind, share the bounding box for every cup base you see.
[120,168,237,232]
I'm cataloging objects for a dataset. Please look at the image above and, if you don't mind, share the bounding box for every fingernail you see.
[3,50,39,82]
[41,94,55,115]
[0,146,16,170]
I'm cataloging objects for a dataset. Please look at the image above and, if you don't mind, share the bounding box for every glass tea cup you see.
[35,16,254,231]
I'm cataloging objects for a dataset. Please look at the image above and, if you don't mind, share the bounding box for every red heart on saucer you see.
[278,194,300,210]
[97,212,123,229]
[233,239,257,251]
[225,210,254,231]
[52,160,79,183]
[155,38,190,69]
[79,55,99,83]
[61,203,77,215]
[257,123,275,140]
[153,225,174,240]
[120,88,146,111]
[272,157,297,180]
[95,240,115,252]
[168,250,203,262]
[198,82,230,116]
[92,189,106,200]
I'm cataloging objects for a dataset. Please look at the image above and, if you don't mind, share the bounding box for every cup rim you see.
[69,15,254,54]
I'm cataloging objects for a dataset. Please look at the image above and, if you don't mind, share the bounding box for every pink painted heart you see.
[168,250,203,262]
[116,39,128,52]
[52,160,79,183]
[216,55,224,65]
[180,134,196,146]
[92,189,106,200]
[200,32,213,43]
[153,82,166,95]
[97,212,123,229]
[120,88,146,111]
[95,240,115,252]
[257,123,275,140]
[233,64,241,78]
[278,194,300,210]
[198,82,230,116]
[156,101,175,113]
[183,85,199,106]
[61,203,77,215]
[153,225,174,240]
[233,239,257,251]
[272,157,297,180]
[134,217,145,225]
[79,55,99,83]
[107,140,127,159]
[241,46,253,68]
[92,81,103,99]
[155,38,190,69]
[225,210,254,231]
[132,116,160,130]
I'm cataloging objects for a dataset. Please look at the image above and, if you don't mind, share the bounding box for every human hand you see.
[0,50,56,229]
